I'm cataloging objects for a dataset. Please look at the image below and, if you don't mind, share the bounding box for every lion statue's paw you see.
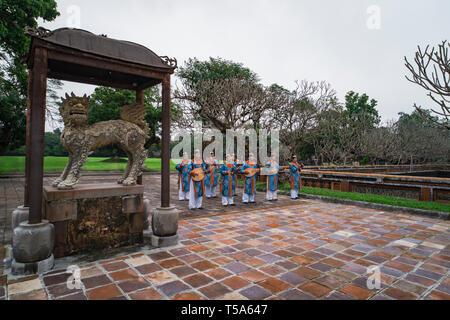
[52,179,62,188]
[117,178,124,184]
[122,178,137,186]
[57,181,76,190]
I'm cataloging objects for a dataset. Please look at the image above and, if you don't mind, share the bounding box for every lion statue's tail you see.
[120,103,149,133]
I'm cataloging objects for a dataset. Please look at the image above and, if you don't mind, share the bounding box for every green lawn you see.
[0,156,176,173]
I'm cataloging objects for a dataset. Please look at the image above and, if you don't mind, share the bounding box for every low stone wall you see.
[43,184,144,258]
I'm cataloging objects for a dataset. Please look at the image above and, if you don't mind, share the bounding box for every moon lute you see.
[191,168,205,182]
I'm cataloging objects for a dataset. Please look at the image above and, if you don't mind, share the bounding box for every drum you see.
[191,168,205,181]
[245,168,260,178]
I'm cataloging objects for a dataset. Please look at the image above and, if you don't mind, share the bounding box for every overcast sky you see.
[40,0,450,130]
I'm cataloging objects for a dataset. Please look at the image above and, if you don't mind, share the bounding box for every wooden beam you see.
[47,48,166,80]
[48,70,138,90]
[28,47,48,224]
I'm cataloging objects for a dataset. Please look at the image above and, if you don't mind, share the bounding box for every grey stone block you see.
[11,206,29,230]
[11,254,54,275]
[151,234,178,248]
[13,220,54,263]
[122,195,143,214]
[45,199,77,222]
[151,207,179,237]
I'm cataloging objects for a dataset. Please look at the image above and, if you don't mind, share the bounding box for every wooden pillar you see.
[24,74,32,207]
[161,74,171,207]
[27,47,48,224]
[136,89,144,185]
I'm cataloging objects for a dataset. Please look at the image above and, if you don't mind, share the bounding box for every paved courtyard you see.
[0,173,296,245]
[1,196,449,300]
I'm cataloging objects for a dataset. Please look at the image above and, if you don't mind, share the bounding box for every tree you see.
[344,91,380,127]
[273,80,338,158]
[174,57,269,131]
[44,131,67,156]
[0,0,59,154]
[395,110,449,165]
[405,40,450,130]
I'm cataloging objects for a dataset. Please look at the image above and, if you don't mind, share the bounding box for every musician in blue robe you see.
[240,153,258,204]
[188,149,207,210]
[265,154,280,201]
[205,152,219,198]
[232,153,239,197]
[175,152,191,200]
[289,155,304,199]
[220,154,237,206]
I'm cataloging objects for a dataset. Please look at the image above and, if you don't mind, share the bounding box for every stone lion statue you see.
[53,92,149,190]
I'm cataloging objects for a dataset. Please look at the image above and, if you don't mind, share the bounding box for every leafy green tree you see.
[344,91,380,127]
[44,131,67,156]
[176,57,259,88]
[0,0,59,154]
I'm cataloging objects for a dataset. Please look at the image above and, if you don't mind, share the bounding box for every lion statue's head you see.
[60,93,90,128]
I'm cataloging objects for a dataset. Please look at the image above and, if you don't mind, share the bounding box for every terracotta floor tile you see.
[191,260,218,271]
[8,278,42,295]
[183,274,214,288]
[172,292,205,300]
[292,267,322,280]
[240,270,270,283]
[87,284,122,300]
[110,268,139,281]
[10,289,48,300]
[135,263,163,275]
[321,258,346,268]
[148,251,173,261]
[171,266,197,278]
[118,278,151,293]
[299,281,332,298]
[240,285,271,300]
[146,270,177,285]
[102,261,128,272]
[425,290,450,300]
[221,276,251,290]
[80,266,104,279]
[129,288,163,300]
[259,278,291,294]
[206,268,232,280]
[383,287,417,300]
[158,280,191,297]
[82,274,111,289]
[158,258,185,269]
[340,284,373,300]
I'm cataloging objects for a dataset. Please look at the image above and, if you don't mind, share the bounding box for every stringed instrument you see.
[191,168,205,182]
[244,167,260,178]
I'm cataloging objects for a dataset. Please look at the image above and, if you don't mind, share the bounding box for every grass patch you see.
[0,156,176,173]
[278,183,450,213]
[248,179,449,213]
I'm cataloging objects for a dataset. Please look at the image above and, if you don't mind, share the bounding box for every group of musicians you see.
[176,149,304,210]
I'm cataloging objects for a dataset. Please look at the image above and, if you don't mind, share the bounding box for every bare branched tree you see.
[174,78,285,133]
[273,80,338,156]
[405,40,450,129]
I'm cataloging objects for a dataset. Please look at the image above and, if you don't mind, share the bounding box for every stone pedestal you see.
[12,220,54,275]
[11,206,29,231]
[43,183,145,258]
[151,207,179,248]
